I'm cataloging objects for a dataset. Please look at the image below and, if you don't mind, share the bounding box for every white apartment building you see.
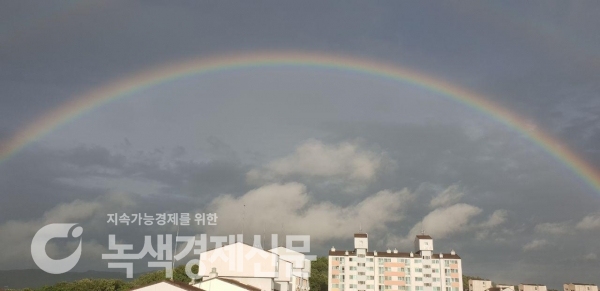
[329,233,463,291]
[194,241,311,291]
[468,280,492,291]
[564,284,598,291]
[518,284,547,291]
[496,285,515,291]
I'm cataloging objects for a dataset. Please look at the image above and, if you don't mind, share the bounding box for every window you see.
[368,258,374,262]
[415,268,422,272]
[359,272,366,276]
[415,277,422,282]
[416,287,424,291]
[359,281,366,285]
[425,283,432,287]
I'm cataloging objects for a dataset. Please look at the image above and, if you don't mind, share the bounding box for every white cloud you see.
[534,221,570,234]
[479,210,508,228]
[429,185,464,208]
[207,183,413,243]
[584,253,597,261]
[576,213,600,230]
[522,239,549,251]
[0,199,101,267]
[247,139,386,186]
[0,193,135,269]
[407,203,483,240]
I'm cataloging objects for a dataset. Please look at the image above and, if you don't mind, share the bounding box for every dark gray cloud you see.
[0,1,599,288]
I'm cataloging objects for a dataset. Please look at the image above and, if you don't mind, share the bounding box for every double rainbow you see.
[1,51,598,194]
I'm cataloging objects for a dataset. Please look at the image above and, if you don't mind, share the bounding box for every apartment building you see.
[496,285,515,291]
[468,280,492,291]
[328,233,463,291]
[564,284,598,291]
[194,242,311,291]
[518,284,546,291]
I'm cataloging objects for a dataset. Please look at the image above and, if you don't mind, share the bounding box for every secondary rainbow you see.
[1,51,599,194]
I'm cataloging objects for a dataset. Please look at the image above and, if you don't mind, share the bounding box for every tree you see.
[310,257,328,291]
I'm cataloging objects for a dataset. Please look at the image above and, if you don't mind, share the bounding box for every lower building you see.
[328,233,463,291]
[468,280,492,291]
[518,284,546,291]
[195,241,311,291]
[496,285,515,291]
[132,280,204,291]
[564,284,598,291]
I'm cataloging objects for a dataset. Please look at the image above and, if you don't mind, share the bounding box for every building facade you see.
[328,233,463,291]
[496,285,515,291]
[195,242,311,291]
[518,284,547,291]
[564,284,598,291]
[468,280,492,291]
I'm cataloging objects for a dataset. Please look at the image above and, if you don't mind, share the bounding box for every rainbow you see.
[1,51,599,194]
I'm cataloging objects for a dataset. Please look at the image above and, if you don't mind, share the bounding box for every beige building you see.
[195,241,310,291]
[518,284,546,291]
[496,285,515,291]
[564,284,598,291]
[132,280,204,291]
[468,280,492,291]
[328,233,463,291]
[196,273,262,291]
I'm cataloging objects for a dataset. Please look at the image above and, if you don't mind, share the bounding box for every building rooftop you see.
[416,234,433,239]
[200,277,262,291]
[328,250,460,259]
[131,280,205,291]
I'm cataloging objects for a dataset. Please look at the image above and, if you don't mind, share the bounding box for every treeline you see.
[16,265,197,291]
[15,257,331,291]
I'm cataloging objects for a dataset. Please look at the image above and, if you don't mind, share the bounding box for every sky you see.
[1,0,600,289]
